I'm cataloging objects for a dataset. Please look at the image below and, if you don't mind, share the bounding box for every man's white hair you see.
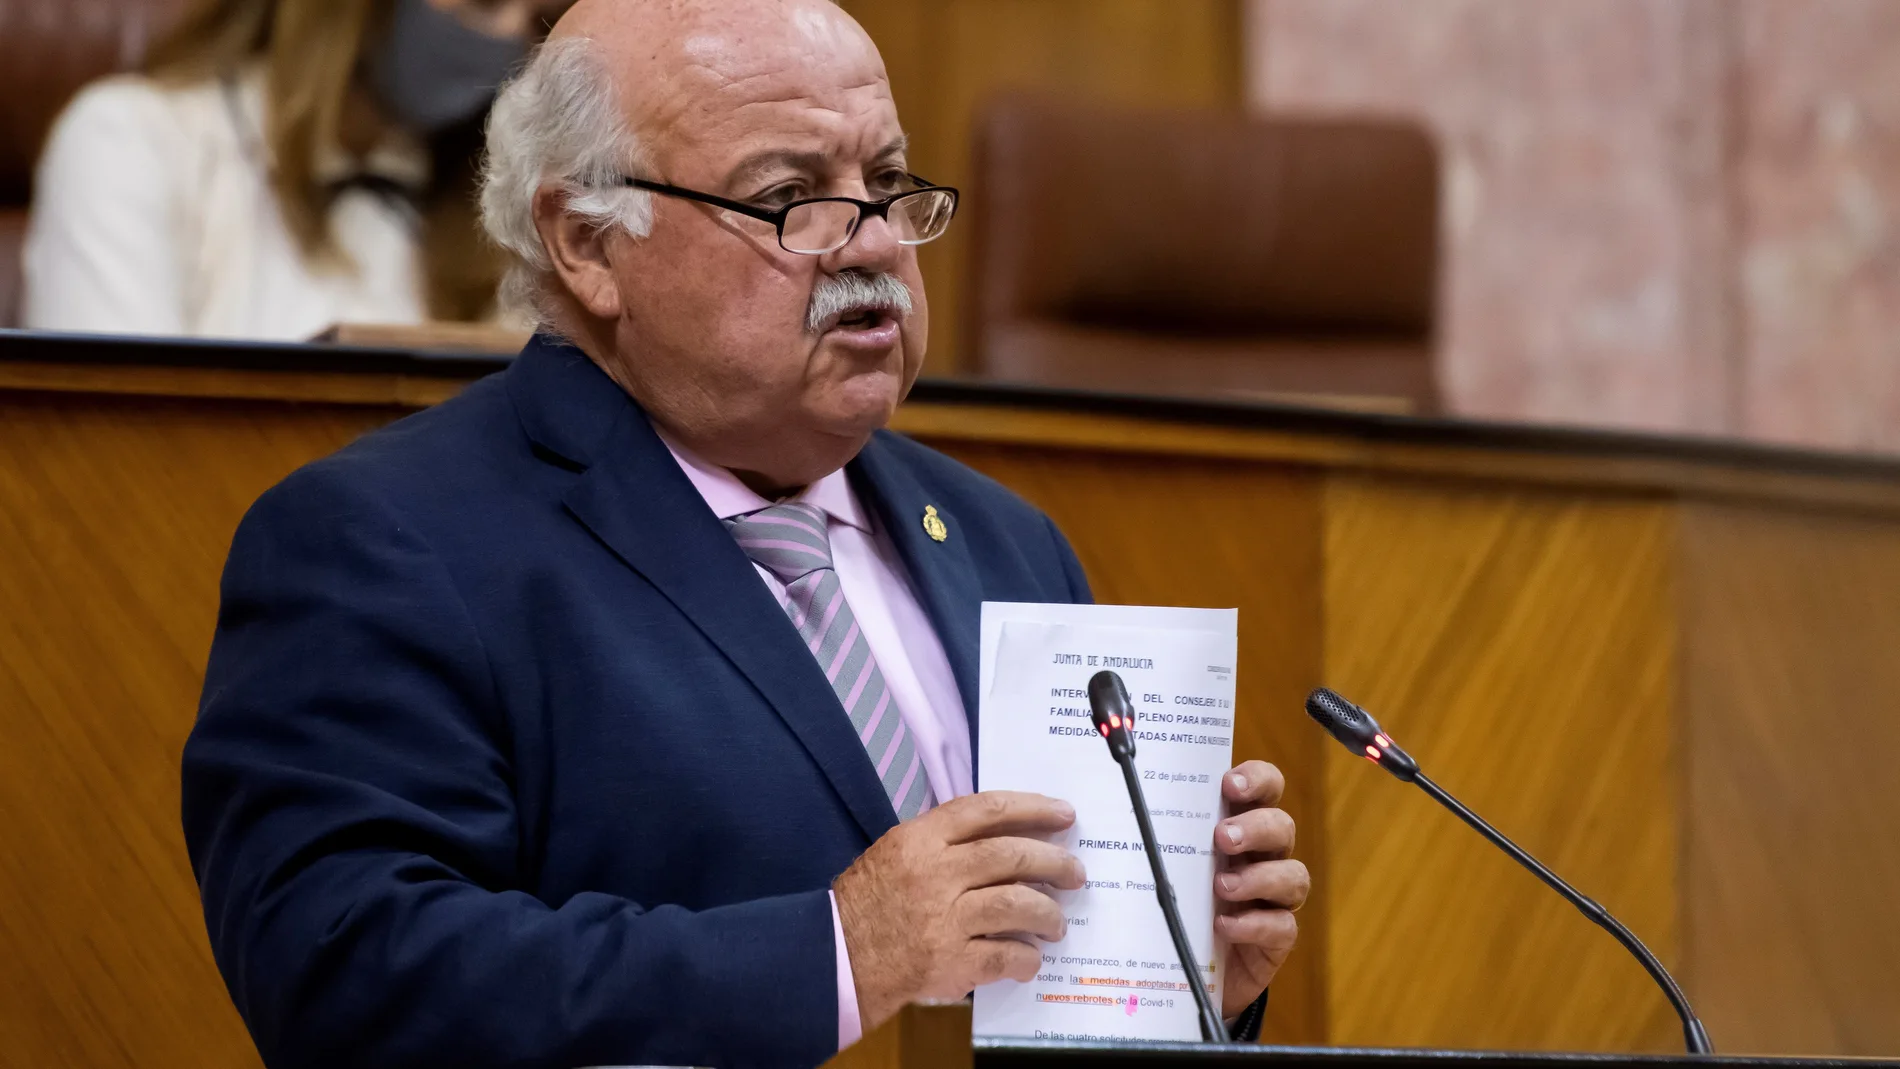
[480,36,653,323]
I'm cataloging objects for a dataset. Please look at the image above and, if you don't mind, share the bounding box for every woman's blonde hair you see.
[145,0,502,321]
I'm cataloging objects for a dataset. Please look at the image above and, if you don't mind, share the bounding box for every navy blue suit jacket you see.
[182,335,1092,1069]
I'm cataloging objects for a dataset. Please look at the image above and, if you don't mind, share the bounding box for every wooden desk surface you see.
[825,1004,1900,1069]
[3,330,1897,1066]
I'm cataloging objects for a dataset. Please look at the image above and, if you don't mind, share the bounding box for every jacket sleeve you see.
[183,465,836,1069]
[1043,512,1094,604]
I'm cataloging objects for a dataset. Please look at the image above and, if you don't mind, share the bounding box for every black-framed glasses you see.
[619,173,959,255]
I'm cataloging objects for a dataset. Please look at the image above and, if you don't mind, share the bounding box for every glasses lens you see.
[892,189,956,246]
[781,201,858,254]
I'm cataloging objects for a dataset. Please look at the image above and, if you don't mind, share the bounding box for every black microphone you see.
[1087,670,1229,1042]
[1304,687,1714,1055]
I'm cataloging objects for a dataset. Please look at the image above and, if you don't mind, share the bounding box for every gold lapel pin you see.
[922,505,948,543]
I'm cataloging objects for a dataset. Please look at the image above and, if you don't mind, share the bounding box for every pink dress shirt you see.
[661,435,972,1051]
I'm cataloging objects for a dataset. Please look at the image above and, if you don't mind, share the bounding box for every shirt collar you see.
[658,429,872,534]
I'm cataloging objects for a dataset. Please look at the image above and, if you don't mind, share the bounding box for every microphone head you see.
[1306,687,1420,781]
[1087,670,1136,760]
[1305,687,1379,745]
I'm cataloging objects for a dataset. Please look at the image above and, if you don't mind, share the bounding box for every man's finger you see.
[966,935,1043,987]
[956,883,1067,942]
[1216,906,1300,951]
[1216,858,1311,909]
[1223,761,1285,808]
[933,790,1076,844]
[955,835,1086,890]
[1214,806,1295,858]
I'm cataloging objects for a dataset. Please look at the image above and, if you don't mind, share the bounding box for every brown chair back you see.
[0,0,188,326]
[964,95,1441,411]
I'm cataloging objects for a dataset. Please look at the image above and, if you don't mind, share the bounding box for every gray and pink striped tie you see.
[725,503,936,821]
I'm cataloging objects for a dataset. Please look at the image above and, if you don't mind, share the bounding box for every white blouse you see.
[23,71,428,340]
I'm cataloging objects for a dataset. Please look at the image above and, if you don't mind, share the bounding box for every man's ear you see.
[532,187,625,321]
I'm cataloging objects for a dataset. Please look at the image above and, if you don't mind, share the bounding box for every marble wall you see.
[1249,0,1900,453]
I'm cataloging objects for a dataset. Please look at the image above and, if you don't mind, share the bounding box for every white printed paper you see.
[973,602,1239,1042]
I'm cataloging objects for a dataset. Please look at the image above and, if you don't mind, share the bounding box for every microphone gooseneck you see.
[1303,688,1714,1055]
[1088,670,1229,1042]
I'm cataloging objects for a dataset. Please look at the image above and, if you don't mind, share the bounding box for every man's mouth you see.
[823,304,901,333]
[806,270,915,336]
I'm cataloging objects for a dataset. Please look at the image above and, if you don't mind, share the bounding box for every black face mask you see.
[370,0,529,135]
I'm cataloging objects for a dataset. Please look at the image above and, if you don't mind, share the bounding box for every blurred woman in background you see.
[22,0,570,339]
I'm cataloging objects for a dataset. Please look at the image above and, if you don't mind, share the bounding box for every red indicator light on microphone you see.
[1109,714,1122,729]
[1375,734,1392,748]
[1364,744,1382,761]
[1099,723,1110,737]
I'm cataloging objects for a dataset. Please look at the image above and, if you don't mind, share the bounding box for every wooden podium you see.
[4,330,1900,1066]
[827,1006,1900,1069]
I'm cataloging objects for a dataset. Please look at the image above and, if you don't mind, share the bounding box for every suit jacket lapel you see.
[508,338,900,844]
[848,432,984,750]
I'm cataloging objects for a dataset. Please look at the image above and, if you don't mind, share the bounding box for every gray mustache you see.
[806,271,914,333]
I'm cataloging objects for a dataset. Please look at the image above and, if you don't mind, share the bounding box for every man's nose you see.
[821,211,904,275]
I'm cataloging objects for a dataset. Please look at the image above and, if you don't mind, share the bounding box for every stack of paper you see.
[974,602,1239,1043]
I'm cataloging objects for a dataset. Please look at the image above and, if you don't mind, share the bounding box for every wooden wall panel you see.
[1680,503,1900,1055]
[0,392,399,1069]
[11,355,1900,1061]
[839,0,1247,373]
[922,440,1327,1044]
[1320,476,1680,1052]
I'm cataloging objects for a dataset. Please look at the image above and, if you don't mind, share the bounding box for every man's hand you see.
[1215,760,1309,1018]
[834,791,1086,1030]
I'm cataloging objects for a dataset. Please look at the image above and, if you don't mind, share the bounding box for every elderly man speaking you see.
[181,1,1308,1066]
